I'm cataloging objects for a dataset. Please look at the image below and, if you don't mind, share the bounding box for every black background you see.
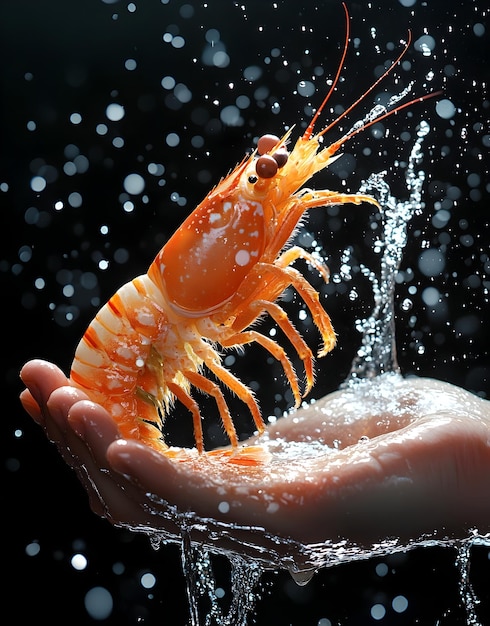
[2,0,489,624]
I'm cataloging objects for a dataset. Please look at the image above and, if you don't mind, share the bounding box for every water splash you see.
[346,120,430,382]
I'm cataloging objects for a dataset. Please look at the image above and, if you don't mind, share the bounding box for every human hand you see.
[20,359,490,567]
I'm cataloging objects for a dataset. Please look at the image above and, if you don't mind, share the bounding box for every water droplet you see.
[30,176,46,192]
[123,173,145,194]
[435,98,456,120]
[105,103,125,121]
[297,80,315,97]
[84,586,113,620]
[289,567,316,586]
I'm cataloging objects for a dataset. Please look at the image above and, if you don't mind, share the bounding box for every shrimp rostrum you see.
[70,6,434,457]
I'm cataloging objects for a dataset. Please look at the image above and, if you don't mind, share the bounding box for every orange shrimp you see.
[70,3,436,460]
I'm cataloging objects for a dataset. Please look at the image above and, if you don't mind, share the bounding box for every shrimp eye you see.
[256,154,278,179]
[257,133,280,155]
[248,175,258,184]
[272,148,288,168]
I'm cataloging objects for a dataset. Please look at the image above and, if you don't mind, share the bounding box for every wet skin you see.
[20,359,490,565]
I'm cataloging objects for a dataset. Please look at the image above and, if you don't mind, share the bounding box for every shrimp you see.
[70,3,436,461]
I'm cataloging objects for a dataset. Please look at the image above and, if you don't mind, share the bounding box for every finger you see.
[67,400,121,456]
[19,389,43,424]
[107,439,186,529]
[107,439,252,522]
[67,400,123,519]
[41,389,95,466]
[46,386,90,438]
[108,439,173,481]
[67,403,159,524]
[20,359,70,426]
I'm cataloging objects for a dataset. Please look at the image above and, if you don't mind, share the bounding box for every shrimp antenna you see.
[316,30,414,140]
[327,89,440,153]
[304,2,350,140]
[304,3,441,146]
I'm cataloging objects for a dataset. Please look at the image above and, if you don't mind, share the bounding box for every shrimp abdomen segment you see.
[70,276,169,436]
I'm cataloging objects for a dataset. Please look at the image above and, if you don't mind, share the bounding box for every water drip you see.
[456,540,483,626]
[180,529,263,626]
[288,567,317,586]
